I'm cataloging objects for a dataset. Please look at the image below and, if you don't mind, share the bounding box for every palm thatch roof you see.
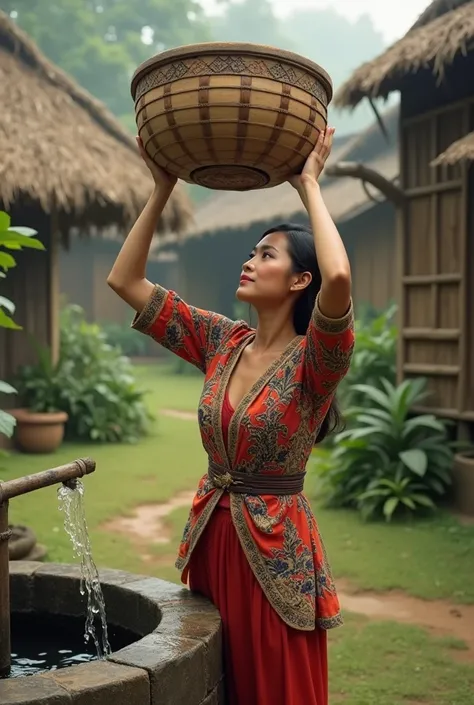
[0,11,192,234]
[334,0,474,109]
[156,106,399,249]
[410,0,468,30]
[432,131,474,165]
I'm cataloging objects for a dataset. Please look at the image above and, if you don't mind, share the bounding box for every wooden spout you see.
[0,457,96,678]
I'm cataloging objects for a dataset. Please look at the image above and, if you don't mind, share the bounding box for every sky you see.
[201,0,432,43]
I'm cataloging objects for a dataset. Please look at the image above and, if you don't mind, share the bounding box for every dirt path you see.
[337,579,474,660]
[102,453,474,660]
[160,408,196,421]
[101,490,195,564]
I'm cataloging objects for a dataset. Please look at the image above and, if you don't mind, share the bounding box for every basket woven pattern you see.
[133,47,331,191]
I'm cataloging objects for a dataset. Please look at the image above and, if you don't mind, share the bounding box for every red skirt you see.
[188,497,328,705]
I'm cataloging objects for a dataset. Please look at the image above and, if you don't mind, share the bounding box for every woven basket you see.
[131,43,332,191]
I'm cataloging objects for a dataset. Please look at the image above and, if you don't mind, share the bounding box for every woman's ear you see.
[290,271,312,292]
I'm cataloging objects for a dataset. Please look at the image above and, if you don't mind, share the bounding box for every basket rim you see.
[131,42,333,102]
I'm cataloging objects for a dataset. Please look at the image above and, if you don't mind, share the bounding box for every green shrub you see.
[338,303,397,410]
[15,305,153,443]
[315,377,454,521]
[101,320,150,357]
[172,355,202,376]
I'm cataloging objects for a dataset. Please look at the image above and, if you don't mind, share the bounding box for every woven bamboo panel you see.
[131,43,332,191]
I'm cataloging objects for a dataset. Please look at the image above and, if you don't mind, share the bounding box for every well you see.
[1,562,223,705]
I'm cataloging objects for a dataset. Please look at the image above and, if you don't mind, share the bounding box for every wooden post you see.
[49,203,60,365]
[396,111,406,385]
[0,500,11,678]
[457,105,470,416]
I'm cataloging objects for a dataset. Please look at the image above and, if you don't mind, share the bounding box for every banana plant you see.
[0,210,44,438]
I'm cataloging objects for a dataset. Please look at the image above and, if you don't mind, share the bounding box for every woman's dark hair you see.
[259,222,344,443]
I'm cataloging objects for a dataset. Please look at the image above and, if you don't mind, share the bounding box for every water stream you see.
[57,480,111,659]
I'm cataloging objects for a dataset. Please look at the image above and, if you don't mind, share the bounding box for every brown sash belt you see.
[208,461,305,495]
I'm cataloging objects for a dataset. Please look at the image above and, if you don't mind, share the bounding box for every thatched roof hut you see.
[0,10,192,235]
[331,0,474,436]
[334,0,473,110]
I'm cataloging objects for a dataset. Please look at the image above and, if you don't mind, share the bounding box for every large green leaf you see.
[349,383,394,411]
[0,230,44,250]
[8,226,37,237]
[411,494,436,509]
[0,308,21,329]
[400,496,416,510]
[0,296,15,315]
[355,413,393,435]
[0,251,16,270]
[0,409,16,437]
[399,449,428,476]
[0,380,16,394]
[0,211,10,231]
[383,496,399,520]
[402,415,445,439]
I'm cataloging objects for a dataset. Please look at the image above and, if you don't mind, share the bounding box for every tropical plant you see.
[15,305,153,443]
[101,320,150,357]
[0,210,45,438]
[315,377,455,521]
[338,303,397,409]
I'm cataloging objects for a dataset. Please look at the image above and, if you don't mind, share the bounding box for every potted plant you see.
[12,347,68,454]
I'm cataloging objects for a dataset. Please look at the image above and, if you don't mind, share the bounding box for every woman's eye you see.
[262,252,271,258]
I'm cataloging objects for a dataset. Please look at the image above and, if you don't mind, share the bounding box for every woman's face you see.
[236,231,302,306]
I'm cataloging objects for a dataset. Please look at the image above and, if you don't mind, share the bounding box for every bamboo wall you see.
[59,238,180,325]
[399,97,473,420]
[344,202,396,312]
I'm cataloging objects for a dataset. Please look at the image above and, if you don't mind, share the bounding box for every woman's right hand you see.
[136,136,177,191]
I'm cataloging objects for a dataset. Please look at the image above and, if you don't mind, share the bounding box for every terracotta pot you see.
[10,408,68,454]
[452,452,474,516]
[132,42,332,191]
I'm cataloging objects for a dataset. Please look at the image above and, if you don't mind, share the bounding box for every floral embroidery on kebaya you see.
[132,284,354,631]
[267,519,315,591]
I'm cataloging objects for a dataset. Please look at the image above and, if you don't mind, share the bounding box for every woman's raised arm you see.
[107,137,177,313]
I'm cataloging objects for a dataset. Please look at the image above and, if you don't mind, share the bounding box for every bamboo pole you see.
[0,457,96,677]
[0,458,95,504]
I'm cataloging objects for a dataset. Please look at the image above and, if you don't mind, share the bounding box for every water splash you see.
[57,480,111,659]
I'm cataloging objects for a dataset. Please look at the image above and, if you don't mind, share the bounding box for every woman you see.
[108,127,354,705]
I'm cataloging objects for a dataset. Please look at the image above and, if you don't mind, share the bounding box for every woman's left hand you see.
[289,126,335,193]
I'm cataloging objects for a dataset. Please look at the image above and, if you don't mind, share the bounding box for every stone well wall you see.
[1,562,224,705]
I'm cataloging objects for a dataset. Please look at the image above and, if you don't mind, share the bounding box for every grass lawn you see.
[4,364,205,574]
[4,362,474,599]
[4,362,474,700]
[329,613,474,704]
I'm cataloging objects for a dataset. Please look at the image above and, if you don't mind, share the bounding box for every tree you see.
[210,0,294,50]
[4,0,214,125]
[283,8,388,135]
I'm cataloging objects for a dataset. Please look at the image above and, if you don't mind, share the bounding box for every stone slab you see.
[110,632,207,705]
[49,660,150,705]
[0,673,71,704]
[157,604,222,692]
